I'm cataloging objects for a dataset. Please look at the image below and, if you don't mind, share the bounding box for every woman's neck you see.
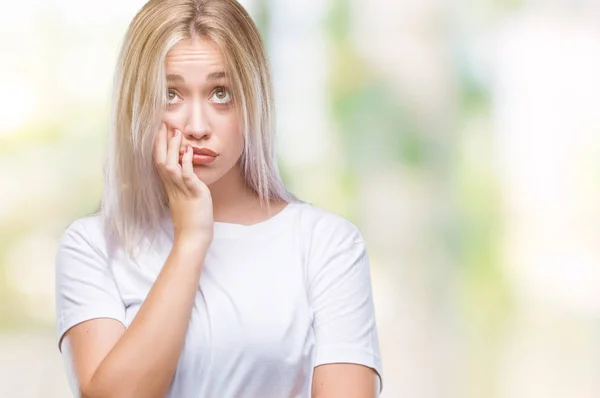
[207,165,284,225]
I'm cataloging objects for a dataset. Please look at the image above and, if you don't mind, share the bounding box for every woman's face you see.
[162,37,243,186]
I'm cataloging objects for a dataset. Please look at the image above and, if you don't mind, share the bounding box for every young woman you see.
[55,0,383,397]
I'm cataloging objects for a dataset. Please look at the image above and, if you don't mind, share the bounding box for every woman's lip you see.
[179,146,218,165]
[179,153,217,165]
[191,154,216,164]
[191,146,218,157]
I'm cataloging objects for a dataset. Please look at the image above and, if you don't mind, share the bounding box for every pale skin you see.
[61,36,379,398]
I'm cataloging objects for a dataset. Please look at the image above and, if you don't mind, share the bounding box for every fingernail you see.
[175,129,180,137]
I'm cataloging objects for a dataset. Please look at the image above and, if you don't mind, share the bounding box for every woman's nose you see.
[184,102,210,139]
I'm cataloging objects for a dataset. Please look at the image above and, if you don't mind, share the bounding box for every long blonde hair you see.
[100,0,298,257]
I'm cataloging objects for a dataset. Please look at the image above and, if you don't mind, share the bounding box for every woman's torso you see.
[110,202,315,397]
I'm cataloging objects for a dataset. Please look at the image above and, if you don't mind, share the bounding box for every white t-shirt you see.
[55,201,383,397]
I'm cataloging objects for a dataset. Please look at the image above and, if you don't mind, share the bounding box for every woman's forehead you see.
[165,37,226,78]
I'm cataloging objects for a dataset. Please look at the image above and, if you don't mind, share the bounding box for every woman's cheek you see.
[215,110,241,135]
[162,109,182,128]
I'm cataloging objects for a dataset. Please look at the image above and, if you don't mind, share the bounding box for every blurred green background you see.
[2,0,600,397]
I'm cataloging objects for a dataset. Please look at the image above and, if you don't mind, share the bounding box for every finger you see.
[181,145,197,191]
[180,146,211,197]
[153,123,175,191]
[165,128,186,190]
[153,123,168,167]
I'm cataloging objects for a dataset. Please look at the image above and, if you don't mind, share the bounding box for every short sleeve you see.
[308,238,383,391]
[55,219,126,352]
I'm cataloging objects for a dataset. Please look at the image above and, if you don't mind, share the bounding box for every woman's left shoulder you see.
[291,201,365,248]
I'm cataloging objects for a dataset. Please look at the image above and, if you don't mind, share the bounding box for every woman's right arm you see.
[61,123,214,398]
[63,238,208,398]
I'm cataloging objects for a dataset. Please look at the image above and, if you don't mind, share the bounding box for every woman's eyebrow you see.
[207,71,226,81]
[167,74,184,84]
[166,72,226,84]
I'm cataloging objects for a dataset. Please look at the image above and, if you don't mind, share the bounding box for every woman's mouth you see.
[191,154,216,164]
[179,146,218,165]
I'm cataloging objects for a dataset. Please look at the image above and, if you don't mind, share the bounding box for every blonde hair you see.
[99,0,299,257]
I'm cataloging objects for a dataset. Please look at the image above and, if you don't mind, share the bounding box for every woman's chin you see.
[193,170,219,186]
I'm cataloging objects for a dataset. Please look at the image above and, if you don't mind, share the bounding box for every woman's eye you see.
[210,87,232,104]
[167,89,181,105]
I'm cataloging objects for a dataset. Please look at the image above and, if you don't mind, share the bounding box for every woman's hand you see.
[153,123,214,245]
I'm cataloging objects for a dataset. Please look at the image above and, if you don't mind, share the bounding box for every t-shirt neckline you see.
[213,202,299,239]
[161,201,303,241]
